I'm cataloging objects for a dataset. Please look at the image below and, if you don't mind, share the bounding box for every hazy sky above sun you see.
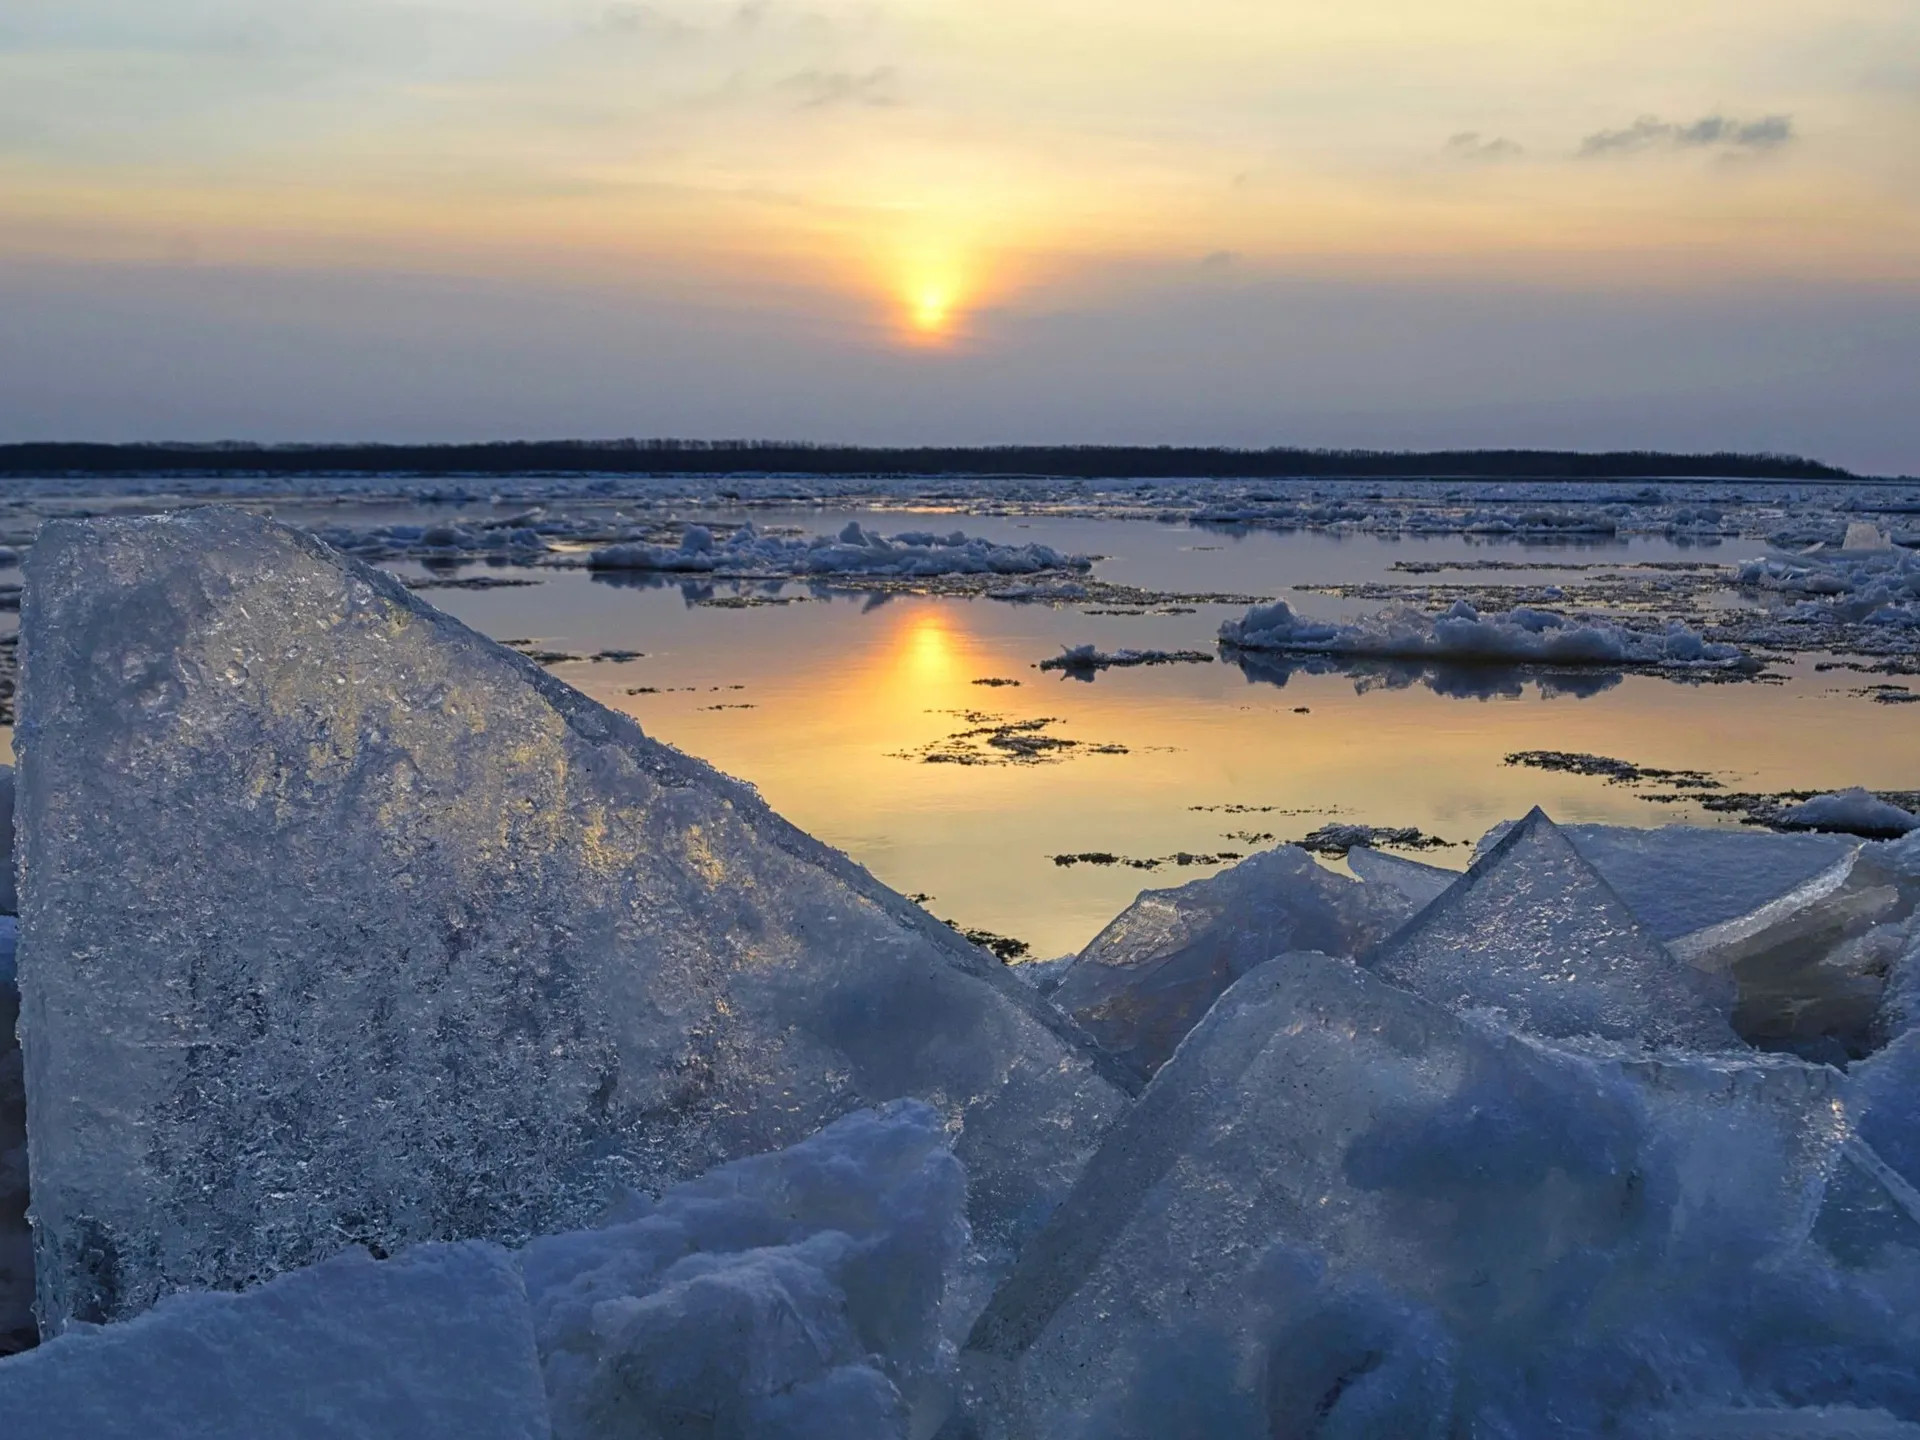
[2,0,1918,469]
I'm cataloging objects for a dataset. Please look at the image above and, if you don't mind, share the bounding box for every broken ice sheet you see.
[1370,809,1739,1050]
[0,1242,550,1440]
[1544,824,1862,948]
[1487,823,1912,1060]
[15,509,1128,1332]
[958,957,1918,1440]
[1049,846,1415,1078]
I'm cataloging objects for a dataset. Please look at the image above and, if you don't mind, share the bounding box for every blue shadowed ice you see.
[956,956,1918,1440]
[0,1241,550,1440]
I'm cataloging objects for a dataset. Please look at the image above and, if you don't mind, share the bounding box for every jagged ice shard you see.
[1371,808,1739,1050]
[14,509,1128,1333]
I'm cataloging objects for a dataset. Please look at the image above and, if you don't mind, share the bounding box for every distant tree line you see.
[0,441,1855,481]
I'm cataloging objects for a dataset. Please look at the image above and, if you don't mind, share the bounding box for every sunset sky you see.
[3,0,1917,469]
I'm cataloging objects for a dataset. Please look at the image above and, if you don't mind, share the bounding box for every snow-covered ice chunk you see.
[0,1242,550,1439]
[522,1102,965,1440]
[1781,790,1920,839]
[15,509,1127,1330]
[0,917,28,1357]
[1050,847,1415,1077]
[1346,845,1459,911]
[1370,810,1739,1050]
[1220,598,1747,670]
[958,957,1917,1440]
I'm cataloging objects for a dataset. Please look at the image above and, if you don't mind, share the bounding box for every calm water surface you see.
[4,504,1913,959]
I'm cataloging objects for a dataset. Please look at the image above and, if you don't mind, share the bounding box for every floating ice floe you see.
[587,521,1091,579]
[13,508,1127,1332]
[1736,546,1920,629]
[1221,598,1749,670]
[1780,790,1920,839]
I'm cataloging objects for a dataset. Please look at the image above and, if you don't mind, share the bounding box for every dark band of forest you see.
[0,442,1862,482]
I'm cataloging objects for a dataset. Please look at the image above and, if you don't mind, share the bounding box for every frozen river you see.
[2,483,1916,959]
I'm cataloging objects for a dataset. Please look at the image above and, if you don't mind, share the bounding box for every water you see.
[4,502,1915,960]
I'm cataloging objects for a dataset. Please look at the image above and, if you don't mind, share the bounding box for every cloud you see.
[778,66,898,109]
[597,4,696,39]
[1444,132,1524,163]
[1578,114,1794,158]
[1199,250,1239,269]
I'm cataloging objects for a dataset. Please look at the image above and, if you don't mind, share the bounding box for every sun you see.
[910,285,954,337]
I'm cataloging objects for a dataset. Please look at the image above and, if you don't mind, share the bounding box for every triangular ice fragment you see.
[1050,847,1415,1078]
[1369,809,1738,1050]
[15,509,1128,1332]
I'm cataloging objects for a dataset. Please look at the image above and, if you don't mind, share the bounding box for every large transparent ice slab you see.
[0,1242,550,1439]
[1370,809,1739,1049]
[1049,847,1414,1077]
[958,956,1910,1439]
[15,509,1128,1331]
